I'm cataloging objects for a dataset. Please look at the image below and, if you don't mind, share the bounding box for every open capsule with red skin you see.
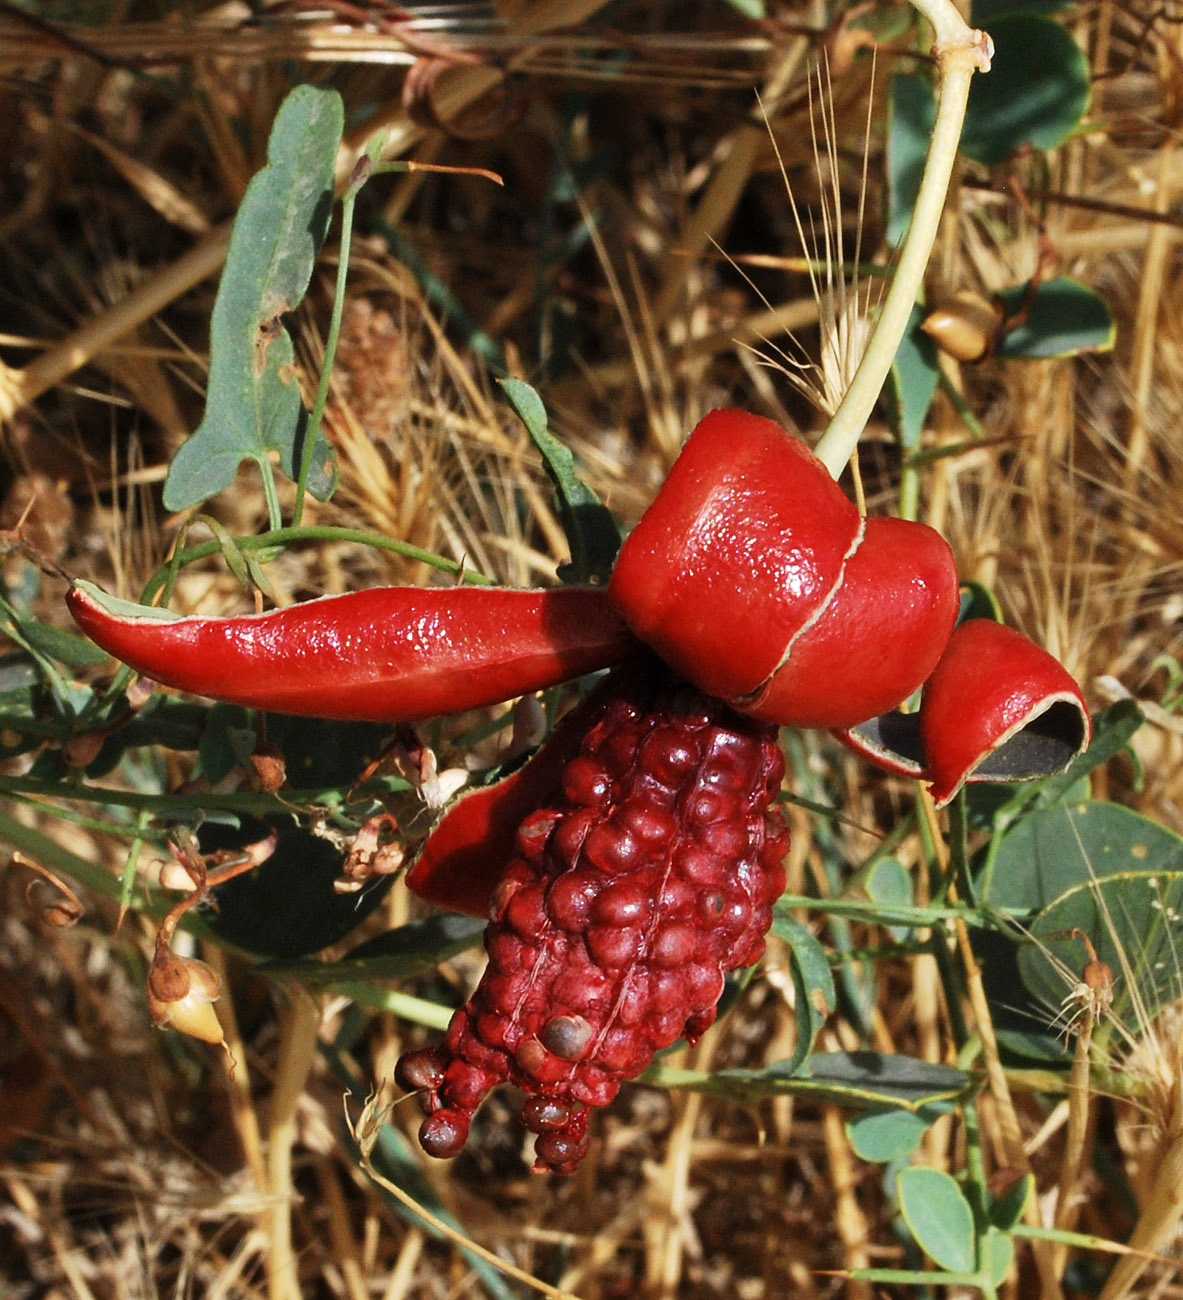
[837,619,1091,808]
[606,409,962,729]
[67,407,1090,909]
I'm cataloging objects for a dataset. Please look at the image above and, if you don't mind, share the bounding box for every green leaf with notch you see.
[500,378,621,584]
[163,86,343,511]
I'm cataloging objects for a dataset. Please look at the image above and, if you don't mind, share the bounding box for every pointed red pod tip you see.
[67,580,638,723]
[919,620,1090,806]
[608,409,861,704]
[836,620,1091,807]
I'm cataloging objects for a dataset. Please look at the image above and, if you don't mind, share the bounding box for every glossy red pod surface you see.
[608,409,960,729]
[608,409,862,703]
[740,517,958,729]
[68,581,638,723]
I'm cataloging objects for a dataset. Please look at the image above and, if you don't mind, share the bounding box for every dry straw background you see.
[1,1,1182,1297]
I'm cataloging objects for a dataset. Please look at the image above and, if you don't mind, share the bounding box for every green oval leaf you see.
[960,15,1090,166]
[982,801,1183,916]
[865,857,914,943]
[888,306,940,450]
[896,1167,976,1273]
[164,85,344,511]
[983,1226,1016,1287]
[994,278,1115,360]
[847,1106,945,1163]
[989,1171,1033,1231]
[500,378,621,584]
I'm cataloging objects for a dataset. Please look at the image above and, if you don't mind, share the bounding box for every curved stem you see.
[813,4,992,480]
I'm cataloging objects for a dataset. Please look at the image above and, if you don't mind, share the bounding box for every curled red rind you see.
[608,410,960,728]
[919,620,1090,806]
[67,580,638,723]
[835,620,1091,806]
[608,409,861,703]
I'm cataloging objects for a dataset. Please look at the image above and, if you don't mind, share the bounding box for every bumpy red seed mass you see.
[396,672,789,1174]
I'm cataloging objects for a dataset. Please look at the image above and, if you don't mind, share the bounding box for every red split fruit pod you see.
[66,580,638,723]
[837,619,1091,806]
[607,409,961,729]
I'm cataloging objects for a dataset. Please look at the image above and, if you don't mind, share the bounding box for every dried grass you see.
[3,2,1183,1297]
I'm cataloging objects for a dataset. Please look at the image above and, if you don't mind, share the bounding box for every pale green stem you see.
[813,3,992,480]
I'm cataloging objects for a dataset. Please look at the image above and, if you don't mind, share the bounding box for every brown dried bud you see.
[336,813,404,893]
[1081,958,1114,1016]
[250,740,287,793]
[41,898,83,928]
[146,952,224,1045]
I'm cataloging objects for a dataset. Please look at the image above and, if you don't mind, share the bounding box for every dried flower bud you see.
[147,952,224,1045]
[41,898,83,928]
[16,854,83,928]
[1081,959,1114,1015]
[336,813,405,893]
[250,739,286,793]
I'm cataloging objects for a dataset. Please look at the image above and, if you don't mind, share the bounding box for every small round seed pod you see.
[921,290,1006,363]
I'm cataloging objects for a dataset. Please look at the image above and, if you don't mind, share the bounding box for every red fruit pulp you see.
[395,663,789,1174]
